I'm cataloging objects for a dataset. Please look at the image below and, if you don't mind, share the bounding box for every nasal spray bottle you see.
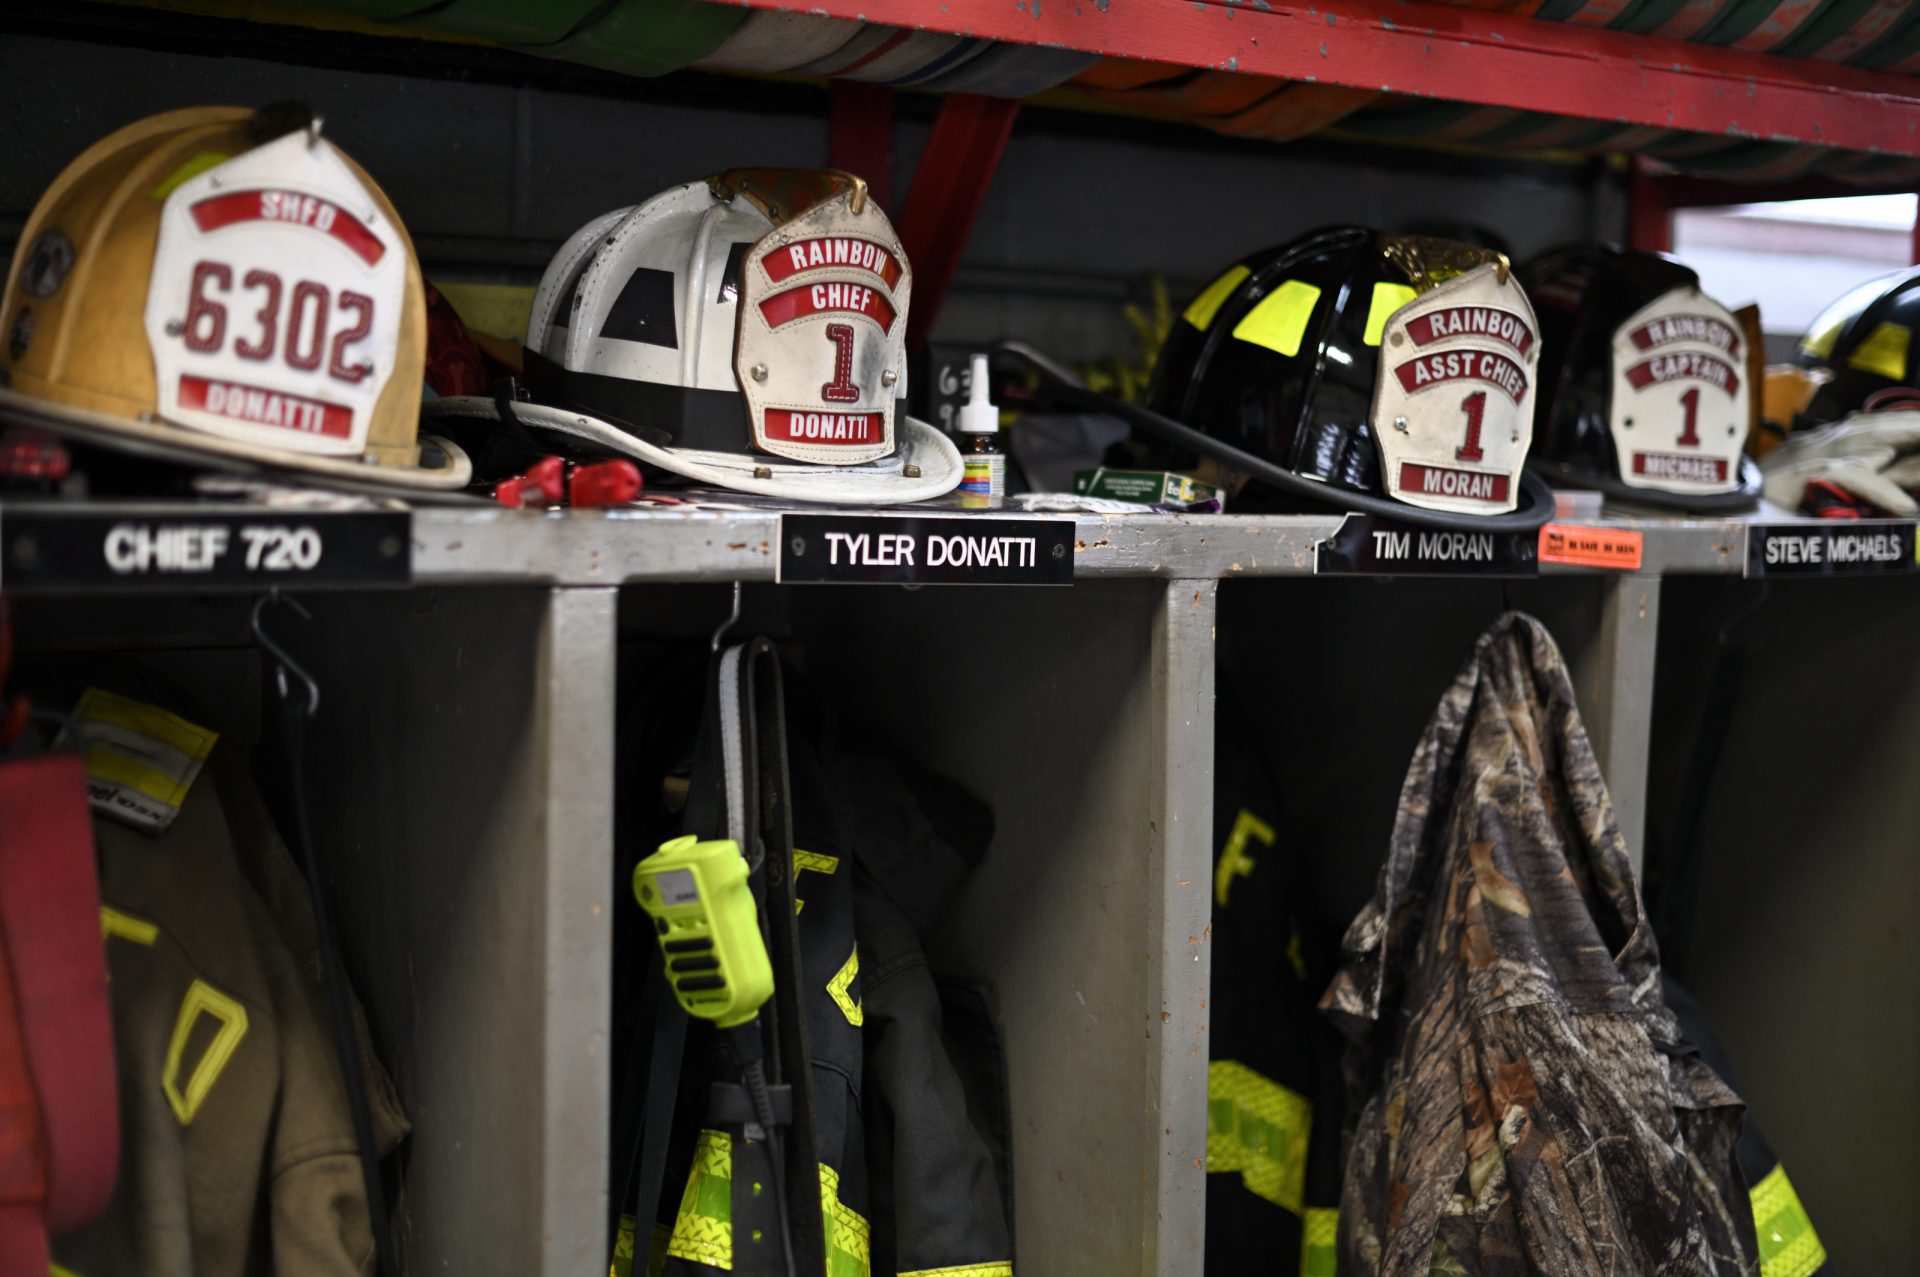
[958,353,1005,509]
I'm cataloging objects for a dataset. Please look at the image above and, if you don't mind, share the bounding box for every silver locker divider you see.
[300,586,618,1276]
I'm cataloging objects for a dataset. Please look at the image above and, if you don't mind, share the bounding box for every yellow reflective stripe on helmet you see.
[900,1265,1014,1276]
[1800,319,1843,361]
[668,1129,735,1269]
[1182,265,1251,331]
[1363,282,1419,347]
[1206,1059,1312,1214]
[669,1129,874,1275]
[820,1161,871,1277]
[1231,281,1323,358]
[1846,320,1911,381]
[1300,1206,1338,1277]
[1751,1164,1826,1277]
[149,151,232,201]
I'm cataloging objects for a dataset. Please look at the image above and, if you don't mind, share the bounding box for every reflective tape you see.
[1847,320,1911,381]
[1182,265,1250,332]
[1215,808,1274,908]
[1751,1164,1826,1277]
[1206,1059,1312,1213]
[1364,282,1419,346]
[100,905,158,946]
[668,1128,874,1275]
[668,1129,735,1269]
[1232,281,1323,358]
[827,944,864,1028]
[901,1265,1015,1276]
[1300,1206,1338,1277]
[820,1161,871,1277]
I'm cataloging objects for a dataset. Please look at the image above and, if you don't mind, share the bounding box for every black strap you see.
[270,690,396,1277]
[739,639,826,1277]
[706,1080,794,1127]
[608,652,737,1266]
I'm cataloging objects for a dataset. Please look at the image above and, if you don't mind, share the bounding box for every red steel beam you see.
[829,82,896,212]
[893,93,1022,347]
[1627,161,1674,254]
[1641,172,1920,208]
[721,0,1920,158]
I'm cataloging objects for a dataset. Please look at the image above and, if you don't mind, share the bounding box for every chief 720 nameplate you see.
[1743,521,1917,578]
[0,506,412,591]
[777,513,1074,585]
[1315,514,1538,577]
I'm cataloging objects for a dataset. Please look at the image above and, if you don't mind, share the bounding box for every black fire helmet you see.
[1522,244,1761,512]
[1792,265,1920,425]
[1012,226,1554,529]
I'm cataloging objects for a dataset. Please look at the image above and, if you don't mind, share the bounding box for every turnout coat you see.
[1320,613,1754,1277]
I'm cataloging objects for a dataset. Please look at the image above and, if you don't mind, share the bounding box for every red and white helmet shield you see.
[735,191,911,466]
[1608,287,1748,495]
[143,130,407,456]
[1370,263,1540,516]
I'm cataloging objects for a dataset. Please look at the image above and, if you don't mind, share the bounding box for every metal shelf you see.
[409,506,1755,585]
[0,501,1856,591]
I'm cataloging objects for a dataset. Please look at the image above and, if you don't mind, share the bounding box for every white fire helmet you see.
[427,169,960,504]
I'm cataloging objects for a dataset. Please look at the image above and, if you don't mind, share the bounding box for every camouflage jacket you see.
[1320,613,1753,1277]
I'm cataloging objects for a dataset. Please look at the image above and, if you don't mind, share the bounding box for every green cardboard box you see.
[1072,467,1225,508]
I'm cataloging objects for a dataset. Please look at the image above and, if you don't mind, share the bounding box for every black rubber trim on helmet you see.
[1528,453,1761,514]
[1001,341,1556,532]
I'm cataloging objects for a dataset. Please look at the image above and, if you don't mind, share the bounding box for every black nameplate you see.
[0,508,412,591]
[778,513,1074,585]
[1744,521,1917,577]
[1315,514,1538,577]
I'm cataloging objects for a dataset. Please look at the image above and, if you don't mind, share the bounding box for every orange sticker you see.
[1539,523,1644,571]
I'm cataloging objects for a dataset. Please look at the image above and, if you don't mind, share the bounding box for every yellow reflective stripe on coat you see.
[1206,1059,1312,1214]
[668,1128,874,1275]
[668,1129,736,1268]
[900,1265,1015,1276]
[819,1161,871,1277]
[1300,1206,1337,1277]
[1750,1164,1825,1277]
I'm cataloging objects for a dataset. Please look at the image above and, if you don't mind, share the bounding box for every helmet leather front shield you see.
[1370,263,1539,516]
[1607,287,1748,496]
[144,129,407,457]
[734,180,910,466]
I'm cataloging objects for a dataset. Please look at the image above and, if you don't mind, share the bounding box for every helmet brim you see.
[1004,342,1556,532]
[1527,453,1762,514]
[0,385,474,494]
[424,396,963,506]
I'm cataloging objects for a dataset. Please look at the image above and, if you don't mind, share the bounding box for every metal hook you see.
[711,581,743,653]
[253,592,321,716]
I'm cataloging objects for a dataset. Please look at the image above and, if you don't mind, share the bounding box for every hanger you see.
[252,591,321,717]
[711,580,743,653]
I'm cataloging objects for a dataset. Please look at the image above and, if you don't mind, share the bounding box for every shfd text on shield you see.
[258,190,338,232]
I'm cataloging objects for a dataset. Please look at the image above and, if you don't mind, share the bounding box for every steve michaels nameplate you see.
[777,513,1074,585]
